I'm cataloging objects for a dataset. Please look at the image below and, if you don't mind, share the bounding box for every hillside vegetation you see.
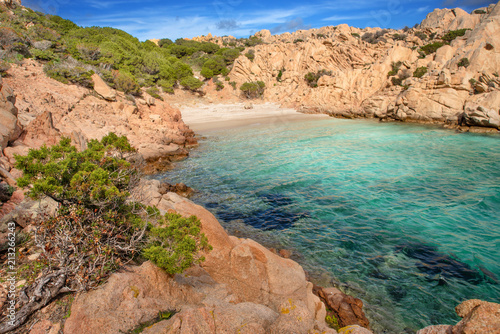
[0,4,253,96]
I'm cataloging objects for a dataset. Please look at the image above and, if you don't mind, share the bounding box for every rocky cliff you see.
[206,2,500,131]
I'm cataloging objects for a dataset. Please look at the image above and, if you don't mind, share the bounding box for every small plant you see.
[415,31,427,41]
[458,57,470,68]
[351,33,360,38]
[469,78,477,85]
[277,68,285,82]
[244,49,255,61]
[293,39,304,43]
[0,60,11,76]
[317,33,326,38]
[325,314,339,330]
[143,213,212,275]
[229,81,237,89]
[391,76,403,86]
[304,69,332,88]
[30,48,58,61]
[392,33,407,41]
[493,72,499,78]
[215,81,224,91]
[413,66,427,78]
[387,61,402,77]
[441,29,470,42]
[473,9,487,14]
[146,86,163,100]
[420,42,444,55]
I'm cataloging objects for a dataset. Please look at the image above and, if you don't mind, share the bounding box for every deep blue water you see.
[161,117,500,333]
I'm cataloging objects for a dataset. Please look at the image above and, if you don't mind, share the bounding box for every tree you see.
[240,81,265,98]
[200,67,214,79]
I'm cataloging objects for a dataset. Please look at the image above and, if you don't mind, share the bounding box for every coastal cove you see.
[162,113,500,333]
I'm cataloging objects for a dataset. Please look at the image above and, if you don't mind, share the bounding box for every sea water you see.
[162,117,500,333]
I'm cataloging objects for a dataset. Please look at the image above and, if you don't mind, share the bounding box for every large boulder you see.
[417,299,500,334]
[91,73,116,101]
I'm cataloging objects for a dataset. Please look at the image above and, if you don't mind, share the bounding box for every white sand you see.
[179,102,329,132]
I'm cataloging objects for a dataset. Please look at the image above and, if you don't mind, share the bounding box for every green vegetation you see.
[304,69,332,88]
[7,134,211,332]
[240,81,265,98]
[413,66,428,78]
[441,29,470,42]
[325,314,339,330]
[294,39,304,43]
[387,61,402,77]
[458,57,470,68]
[0,5,256,96]
[415,31,427,41]
[277,68,285,82]
[245,49,255,61]
[362,29,389,44]
[215,81,224,91]
[351,33,360,38]
[146,86,163,100]
[392,33,407,41]
[473,9,487,14]
[420,41,445,55]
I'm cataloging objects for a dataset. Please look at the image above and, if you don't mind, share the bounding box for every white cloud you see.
[322,14,372,21]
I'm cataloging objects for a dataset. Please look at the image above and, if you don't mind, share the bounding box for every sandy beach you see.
[179,102,330,132]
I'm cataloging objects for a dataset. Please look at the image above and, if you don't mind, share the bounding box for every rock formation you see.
[2,59,197,175]
[417,299,500,334]
[218,2,500,131]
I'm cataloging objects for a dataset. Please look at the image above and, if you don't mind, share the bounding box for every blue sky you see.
[22,0,497,41]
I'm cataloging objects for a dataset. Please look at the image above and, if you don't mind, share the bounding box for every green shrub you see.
[146,86,163,100]
[317,33,326,38]
[413,66,427,78]
[415,31,427,41]
[245,49,255,61]
[351,33,360,38]
[304,69,332,88]
[391,76,403,86]
[473,9,487,14]
[458,57,470,68]
[229,81,237,89]
[420,42,444,55]
[158,38,173,47]
[113,71,141,95]
[180,76,203,92]
[143,213,211,275]
[158,79,175,93]
[215,81,224,91]
[31,48,58,61]
[441,29,470,42]
[200,67,214,79]
[244,36,263,47]
[392,33,406,41]
[277,69,284,82]
[240,81,265,98]
[293,39,304,43]
[362,29,388,44]
[325,314,339,330]
[44,58,94,88]
[387,61,402,77]
[0,60,10,76]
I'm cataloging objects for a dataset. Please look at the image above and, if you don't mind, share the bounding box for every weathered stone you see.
[416,325,453,334]
[313,285,370,329]
[338,325,373,334]
[453,299,500,334]
[91,74,116,101]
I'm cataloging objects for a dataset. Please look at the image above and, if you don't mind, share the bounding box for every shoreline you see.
[179,102,330,132]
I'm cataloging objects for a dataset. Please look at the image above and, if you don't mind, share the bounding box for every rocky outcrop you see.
[0,76,21,152]
[91,73,116,101]
[65,186,336,334]
[313,285,370,329]
[417,299,500,334]
[222,2,500,130]
[3,59,197,173]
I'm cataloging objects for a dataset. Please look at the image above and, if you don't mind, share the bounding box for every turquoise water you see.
[162,117,500,333]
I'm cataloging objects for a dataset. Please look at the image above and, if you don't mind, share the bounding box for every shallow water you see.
[162,117,500,333]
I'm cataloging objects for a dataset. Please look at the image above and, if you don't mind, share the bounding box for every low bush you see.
[304,69,332,88]
[420,42,444,55]
[30,48,58,61]
[458,57,470,68]
[240,81,265,98]
[44,58,94,88]
[413,66,427,78]
[441,29,470,42]
[415,31,427,41]
[215,81,224,91]
[387,61,402,77]
[245,49,255,61]
[146,86,163,100]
